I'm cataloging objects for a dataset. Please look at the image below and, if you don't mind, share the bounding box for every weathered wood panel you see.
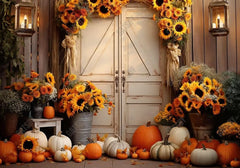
[237,0,240,74]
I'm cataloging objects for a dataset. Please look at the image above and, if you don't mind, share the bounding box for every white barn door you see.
[77,3,164,143]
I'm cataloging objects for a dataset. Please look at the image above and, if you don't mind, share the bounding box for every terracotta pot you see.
[0,112,18,138]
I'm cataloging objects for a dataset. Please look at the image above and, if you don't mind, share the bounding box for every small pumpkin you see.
[48,131,72,154]
[10,128,24,147]
[72,144,86,162]
[216,141,240,166]
[103,135,130,158]
[196,135,220,150]
[18,151,33,163]
[190,144,218,166]
[132,121,162,151]
[138,149,150,160]
[54,148,72,162]
[0,158,2,165]
[116,148,128,160]
[83,138,102,160]
[173,148,187,161]
[180,153,191,165]
[180,138,198,154]
[43,106,55,119]
[32,152,45,162]
[24,128,48,152]
[131,152,138,159]
[43,151,52,159]
[0,139,18,164]
[230,158,240,168]
[150,134,179,161]
[168,124,190,147]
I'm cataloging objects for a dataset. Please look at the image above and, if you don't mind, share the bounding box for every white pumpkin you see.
[24,128,48,152]
[103,135,130,157]
[150,135,179,161]
[168,126,190,147]
[48,131,72,154]
[72,143,86,151]
[190,145,218,166]
[54,148,72,162]
[96,141,104,154]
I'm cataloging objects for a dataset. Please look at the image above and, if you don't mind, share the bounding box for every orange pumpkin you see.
[180,153,191,165]
[18,151,33,163]
[216,141,240,166]
[230,159,240,168]
[0,139,18,164]
[196,135,220,150]
[173,148,187,161]
[32,153,45,162]
[131,152,138,159]
[10,128,23,147]
[83,140,102,159]
[132,121,162,151]
[180,138,198,154]
[43,106,55,119]
[138,149,150,160]
[116,148,128,160]
[43,151,52,159]
[0,158,2,165]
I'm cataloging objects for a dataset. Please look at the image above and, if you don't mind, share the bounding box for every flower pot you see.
[0,112,18,138]
[32,104,44,118]
[68,112,93,145]
[158,124,172,138]
[188,113,216,140]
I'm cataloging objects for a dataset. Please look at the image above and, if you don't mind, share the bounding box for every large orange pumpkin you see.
[0,139,18,164]
[216,141,240,166]
[43,106,55,119]
[10,128,23,147]
[196,135,220,150]
[83,141,102,159]
[132,121,162,151]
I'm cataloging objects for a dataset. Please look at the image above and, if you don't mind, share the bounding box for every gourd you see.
[196,135,220,150]
[0,158,2,165]
[83,139,102,160]
[18,151,33,163]
[103,135,130,157]
[32,153,45,162]
[48,131,72,154]
[180,153,191,165]
[131,152,138,159]
[216,141,240,166]
[24,128,48,152]
[132,121,162,151]
[150,135,179,161]
[72,143,86,151]
[230,159,240,168]
[54,148,72,162]
[72,144,86,162]
[138,149,150,160]
[168,124,190,147]
[43,106,55,119]
[180,138,198,154]
[190,144,218,166]
[116,148,128,160]
[0,139,18,164]
[10,128,23,147]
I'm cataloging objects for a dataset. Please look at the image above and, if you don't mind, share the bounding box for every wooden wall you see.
[191,0,240,74]
[10,0,240,82]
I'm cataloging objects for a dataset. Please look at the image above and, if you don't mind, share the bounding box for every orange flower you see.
[47,85,53,94]
[192,100,202,110]
[165,10,172,18]
[204,98,213,107]
[66,103,75,118]
[33,91,41,98]
[14,82,24,91]
[58,89,65,99]
[213,103,221,115]
[175,108,184,118]
[58,4,65,12]
[183,69,192,77]
[58,100,66,113]
[196,73,202,81]
[31,71,39,78]
[61,15,69,24]
[173,98,181,108]
[22,94,30,102]
[190,74,197,82]
[28,95,34,102]
[40,86,48,95]
[80,8,88,16]
[69,14,76,23]
[181,77,189,84]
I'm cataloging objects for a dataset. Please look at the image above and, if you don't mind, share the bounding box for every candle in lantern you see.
[20,22,25,29]
[24,15,27,29]
[28,23,32,29]
[212,23,216,28]
[217,15,220,28]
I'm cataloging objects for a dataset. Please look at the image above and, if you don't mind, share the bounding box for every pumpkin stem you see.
[114,134,121,142]
[146,121,151,127]
[87,138,94,143]
[202,144,206,150]
[224,140,229,145]
[57,131,62,137]
[4,139,8,143]
[19,127,23,134]
[204,134,210,142]
[164,134,170,145]
[177,120,184,127]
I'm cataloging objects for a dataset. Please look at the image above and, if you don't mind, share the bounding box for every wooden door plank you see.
[216,36,227,73]
[204,0,217,70]
[227,0,237,72]
[237,0,240,74]
[31,0,38,72]
[24,37,31,76]
[192,0,204,63]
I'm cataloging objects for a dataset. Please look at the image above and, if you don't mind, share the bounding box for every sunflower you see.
[196,73,202,81]
[74,84,86,93]
[208,86,216,95]
[192,100,202,110]
[173,98,181,108]
[31,71,39,78]
[97,4,111,18]
[40,86,48,95]
[33,91,41,98]
[95,96,105,108]
[45,72,56,86]
[107,0,116,6]
[213,103,221,115]
[203,77,212,87]
[27,83,39,92]
[165,10,172,18]
[218,96,227,107]
[159,28,172,40]
[70,0,79,4]
[19,136,38,152]
[58,100,66,113]
[88,98,95,106]
[71,94,87,113]
[219,88,225,96]
[184,0,192,6]
[46,85,53,94]
[69,74,77,81]
[179,92,190,106]
[76,16,88,29]
[58,89,65,99]
[67,103,75,118]
[92,88,102,96]
[153,0,164,11]
[61,15,69,24]
[175,108,184,118]
[183,69,192,78]
[163,3,173,10]
[180,82,190,91]
[185,100,193,112]
[88,0,101,7]
[69,14,76,24]
[173,21,187,36]
[192,85,206,99]
[212,79,221,88]
[58,4,65,12]
[83,92,92,101]
[164,103,174,114]
[174,8,182,17]
[204,98,213,107]
[185,13,191,21]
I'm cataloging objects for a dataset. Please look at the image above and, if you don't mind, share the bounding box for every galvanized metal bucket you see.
[71,112,93,145]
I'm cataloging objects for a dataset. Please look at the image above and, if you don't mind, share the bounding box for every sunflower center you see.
[90,0,97,3]
[23,140,34,150]
[156,0,164,6]
[210,89,215,95]
[176,24,183,32]
[163,29,170,35]
[218,98,225,104]
[77,99,84,106]
[188,101,192,108]
[100,5,109,14]
[167,106,172,111]
[78,18,85,26]
[182,95,188,104]
[195,88,204,98]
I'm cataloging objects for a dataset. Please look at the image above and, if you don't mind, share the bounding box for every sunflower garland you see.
[58,73,114,118]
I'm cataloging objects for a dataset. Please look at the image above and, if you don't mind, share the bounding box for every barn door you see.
[77,3,164,143]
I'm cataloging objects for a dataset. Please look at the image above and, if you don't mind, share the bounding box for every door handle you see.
[115,70,119,93]
[122,70,126,93]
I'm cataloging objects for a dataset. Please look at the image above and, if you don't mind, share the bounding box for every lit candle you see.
[24,15,27,29]
[21,22,25,28]
[28,23,32,29]
[212,23,216,29]
[217,15,220,28]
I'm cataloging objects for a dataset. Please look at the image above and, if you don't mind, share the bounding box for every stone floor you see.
[0,156,221,168]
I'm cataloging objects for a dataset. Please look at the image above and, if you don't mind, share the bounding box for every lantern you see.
[209,0,229,36]
[15,0,36,36]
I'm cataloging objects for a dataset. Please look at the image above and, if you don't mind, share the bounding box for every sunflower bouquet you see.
[5,71,57,106]
[57,0,88,35]
[152,0,192,47]
[57,73,114,118]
